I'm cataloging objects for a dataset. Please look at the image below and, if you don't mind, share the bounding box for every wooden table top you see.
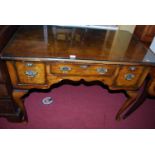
[1,25,155,65]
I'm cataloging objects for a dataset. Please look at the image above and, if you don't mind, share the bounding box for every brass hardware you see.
[96,67,108,74]
[125,73,135,80]
[60,66,71,72]
[80,65,89,69]
[25,70,38,77]
[25,63,33,67]
[129,66,136,71]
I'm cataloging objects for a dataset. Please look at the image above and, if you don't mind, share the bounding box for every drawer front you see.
[50,63,117,76]
[0,84,8,97]
[116,65,147,87]
[15,62,46,84]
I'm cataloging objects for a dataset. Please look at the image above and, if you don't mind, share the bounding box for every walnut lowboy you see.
[6,60,154,121]
[1,26,155,122]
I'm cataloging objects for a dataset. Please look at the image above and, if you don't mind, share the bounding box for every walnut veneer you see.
[1,25,155,121]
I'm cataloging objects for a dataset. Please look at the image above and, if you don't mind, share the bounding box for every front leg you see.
[123,76,151,119]
[116,91,139,120]
[12,89,29,122]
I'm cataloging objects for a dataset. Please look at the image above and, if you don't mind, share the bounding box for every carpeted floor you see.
[0,84,155,129]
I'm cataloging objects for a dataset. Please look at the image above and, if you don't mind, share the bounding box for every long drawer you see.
[50,62,117,76]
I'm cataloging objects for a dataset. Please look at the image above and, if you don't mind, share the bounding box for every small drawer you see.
[50,63,117,76]
[15,62,46,84]
[0,84,8,97]
[115,65,147,87]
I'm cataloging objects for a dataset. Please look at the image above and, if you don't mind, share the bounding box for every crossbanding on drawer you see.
[50,62,117,76]
[115,65,149,88]
[15,62,46,84]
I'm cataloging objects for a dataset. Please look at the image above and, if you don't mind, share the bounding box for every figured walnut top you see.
[1,25,155,65]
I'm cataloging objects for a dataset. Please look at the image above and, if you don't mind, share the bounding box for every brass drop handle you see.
[96,67,108,74]
[60,66,71,72]
[25,70,38,77]
[125,73,135,80]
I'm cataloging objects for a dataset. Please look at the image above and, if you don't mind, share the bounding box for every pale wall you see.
[118,25,136,33]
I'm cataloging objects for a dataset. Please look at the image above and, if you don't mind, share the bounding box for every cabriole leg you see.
[123,77,150,119]
[12,89,28,122]
[116,91,139,120]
